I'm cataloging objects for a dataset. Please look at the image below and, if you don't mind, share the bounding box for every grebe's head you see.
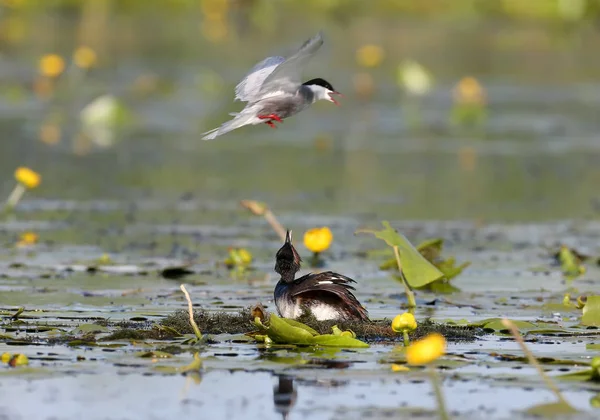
[275,230,302,281]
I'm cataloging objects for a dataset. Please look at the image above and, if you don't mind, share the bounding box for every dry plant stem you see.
[264,210,286,241]
[180,284,202,339]
[393,245,417,308]
[501,319,570,406]
[5,184,26,209]
[429,366,450,420]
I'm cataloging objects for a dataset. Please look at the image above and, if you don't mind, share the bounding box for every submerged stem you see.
[180,284,202,340]
[393,245,416,308]
[429,366,450,420]
[501,319,571,407]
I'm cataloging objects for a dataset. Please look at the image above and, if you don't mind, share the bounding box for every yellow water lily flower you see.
[39,54,65,78]
[73,46,97,69]
[356,44,384,68]
[406,333,446,365]
[17,232,38,247]
[304,227,333,253]
[1,352,10,363]
[14,167,41,189]
[392,312,417,332]
[453,76,485,105]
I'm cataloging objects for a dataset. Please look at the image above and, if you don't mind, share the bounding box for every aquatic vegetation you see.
[252,313,369,348]
[16,232,38,248]
[501,319,578,415]
[224,248,253,274]
[558,245,586,279]
[355,44,384,68]
[397,60,433,96]
[582,296,600,327]
[303,226,333,267]
[2,353,29,367]
[358,221,444,308]
[381,238,470,293]
[39,54,65,78]
[4,167,41,211]
[73,46,97,69]
[240,200,286,241]
[180,284,202,343]
[79,94,132,148]
[392,312,417,346]
[406,333,446,365]
[405,333,449,420]
[451,76,487,127]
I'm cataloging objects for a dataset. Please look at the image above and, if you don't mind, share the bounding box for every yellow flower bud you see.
[303,227,333,253]
[9,353,29,367]
[14,167,41,189]
[391,312,417,332]
[406,333,446,365]
[1,352,11,363]
[73,46,97,69]
[39,54,65,78]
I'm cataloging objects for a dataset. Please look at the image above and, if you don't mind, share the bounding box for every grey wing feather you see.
[234,55,285,102]
[258,32,324,96]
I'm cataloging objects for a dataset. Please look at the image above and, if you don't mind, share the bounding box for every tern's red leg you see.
[265,121,277,129]
[258,114,283,123]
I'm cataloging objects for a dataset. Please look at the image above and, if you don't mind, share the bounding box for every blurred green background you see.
[1,0,600,222]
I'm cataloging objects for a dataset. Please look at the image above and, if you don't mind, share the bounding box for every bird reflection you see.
[273,375,297,420]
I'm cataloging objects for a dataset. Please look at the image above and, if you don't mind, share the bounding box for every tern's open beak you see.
[329,91,344,106]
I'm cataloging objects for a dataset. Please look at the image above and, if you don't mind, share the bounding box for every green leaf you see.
[255,314,369,348]
[310,334,369,348]
[265,314,316,344]
[582,296,600,327]
[525,401,578,416]
[278,318,319,336]
[559,246,585,279]
[357,221,443,288]
[416,238,444,261]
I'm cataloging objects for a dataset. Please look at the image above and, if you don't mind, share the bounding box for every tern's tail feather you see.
[201,112,258,140]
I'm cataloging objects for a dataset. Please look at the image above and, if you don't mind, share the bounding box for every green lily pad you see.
[357,221,443,288]
[71,324,109,334]
[481,319,538,333]
[582,296,600,327]
[525,401,578,416]
[587,344,600,351]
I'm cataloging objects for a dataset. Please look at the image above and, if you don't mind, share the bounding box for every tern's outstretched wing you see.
[234,55,285,102]
[258,32,324,97]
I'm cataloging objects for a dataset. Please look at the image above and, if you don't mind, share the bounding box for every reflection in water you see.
[273,375,297,420]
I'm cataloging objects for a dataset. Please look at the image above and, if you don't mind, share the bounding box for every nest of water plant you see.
[161,308,481,343]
